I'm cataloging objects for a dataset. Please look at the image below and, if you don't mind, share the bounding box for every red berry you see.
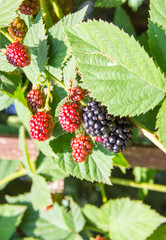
[19,0,40,15]
[8,17,27,41]
[71,135,93,163]
[70,87,85,102]
[6,42,31,68]
[94,136,103,143]
[29,112,54,141]
[26,86,46,114]
[59,103,82,132]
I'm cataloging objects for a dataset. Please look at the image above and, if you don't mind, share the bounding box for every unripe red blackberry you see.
[71,135,93,162]
[83,100,133,153]
[19,0,40,15]
[59,102,82,132]
[95,236,107,240]
[29,112,54,141]
[70,87,85,101]
[6,42,31,68]
[8,17,27,41]
[26,85,46,114]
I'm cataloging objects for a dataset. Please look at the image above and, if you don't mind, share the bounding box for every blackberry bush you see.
[6,42,31,68]
[8,17,27,41]
[26,85,46,114]
[0,1,165,240]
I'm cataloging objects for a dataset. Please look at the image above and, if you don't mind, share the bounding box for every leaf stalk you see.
[0,28,16,43]
[40,0,53,28]
[50,0,64,19]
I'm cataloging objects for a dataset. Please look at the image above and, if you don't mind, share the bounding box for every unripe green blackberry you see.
[8,17,27,41]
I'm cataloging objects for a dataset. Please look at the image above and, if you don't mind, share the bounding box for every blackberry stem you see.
[111,177,166,193]
[100,183,108,203]
[0,28,16,43]
[130,117,166,154]
[45,80,52,110]
[22,79,29,93]
[0,168,27,188]
[44,69,68,90]
[50,0,64,19]
[40,0,53,28]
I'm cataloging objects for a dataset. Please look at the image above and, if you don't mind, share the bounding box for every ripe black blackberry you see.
[83,101,133,153]
[102,117,133,153]
[82,101,115,138]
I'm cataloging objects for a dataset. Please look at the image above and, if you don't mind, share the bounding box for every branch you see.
[50,0,64,19]
[130,117,166,154]
[0,169,27,188]
[111,177,166,193]
[0,28,16,43]
[40,0,53,28]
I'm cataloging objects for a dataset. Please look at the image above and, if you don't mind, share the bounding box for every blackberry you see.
[70,87,85,101]
[8,17,27,41]
[29,112,54,141]
[71,135,93,162]
[83,101,114,137]
[83,100,133,153]
[102,117,133,153]
[59,102,82,132]
[26,85,46,114]
[6,42,31,68]
[19,0,40,15]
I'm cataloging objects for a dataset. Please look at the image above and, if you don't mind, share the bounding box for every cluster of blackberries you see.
[83,101,133,153]
[6,0,41,68]
[27,86,54,142]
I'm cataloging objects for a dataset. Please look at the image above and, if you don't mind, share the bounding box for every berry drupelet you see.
[71,135,93,163]
[8,17,27,41]
[19,0,40,15]
[59,102,82,132]
[6,42,31,68]
[29,112,54,141]
[26,85,46,114]
[83,100,133,153]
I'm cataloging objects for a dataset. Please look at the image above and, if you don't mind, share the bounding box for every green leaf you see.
[47,6,87,79]
[148,21,166,73]
[0,159,20,190]
[31,174,52,210]
[36,152,67,182]
[50,134,113,184]
[6,194,85,240]
[65,20,166,116]
[134,106,160,132]
[95,0,126,8]
[0,92,13,111]
[0,51,16,72]
[128,0,144,11]
[23,11,48,84]
[63,56,77,88]
[0,0,23,28]
[0,204,26,240]
[0,72,22,96]
[0,32,10,48]
[19,126,34,176]
[114,7,136,36]
[137,32,150,55]
[83,198,165,240]
[113,153,130,168]
[149,0,166,29]
[147,224,166,240]
[156,98,166,148]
